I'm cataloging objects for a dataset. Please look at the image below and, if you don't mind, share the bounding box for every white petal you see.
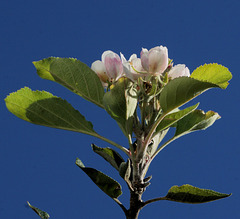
[168,64,190,79]
[140,48,149,71]
[91,60,108,83]
[129,54,137,62]
[120,52,127,63]
[91,60,105,72]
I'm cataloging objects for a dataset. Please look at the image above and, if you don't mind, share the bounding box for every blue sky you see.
[1,0,239,218]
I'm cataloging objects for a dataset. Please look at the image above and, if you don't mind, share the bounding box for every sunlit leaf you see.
[76,158,122,199]
[190,63,232,89]
[27,202,50,219]
[33,57,104,108]
[164,184,231,203]
[5,87,97,136]
[92,144,125,171]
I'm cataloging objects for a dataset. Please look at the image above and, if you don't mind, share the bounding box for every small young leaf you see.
[165,184,231,203]
[156,103,199,133]
[119,161,128,179]
[190,63,232,89]
[76,158,122,199]
[175,109,220,138]
[33,57,105,108]
[92,144,125,171]
[5,87,97,136]
[27,202,50,219]
[147,129,169,157]
[119,159,133,190]
[103,78,137,137]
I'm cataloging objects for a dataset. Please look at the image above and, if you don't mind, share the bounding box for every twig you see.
[142,196,166,207]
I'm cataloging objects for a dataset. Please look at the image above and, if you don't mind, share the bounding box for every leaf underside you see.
[92,144,125,171]
[175,109,220,137]
[27,202,50,219]
[156,103,199,132]
[76,158,122,199]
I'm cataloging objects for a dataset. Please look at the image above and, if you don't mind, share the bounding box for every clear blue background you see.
[1,0,239,218]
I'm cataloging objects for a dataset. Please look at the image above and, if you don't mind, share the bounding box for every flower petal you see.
[104,51,123,81]
[168,64,190,79]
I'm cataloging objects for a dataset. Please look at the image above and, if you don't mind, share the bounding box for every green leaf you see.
[119,159,131,179]
[175,109,220,138]
[160,77,216,114]
[160,64,232,113]
[27,202,50,219]
[5,87,97,136]
[147,129,169,157]
[190,63,232,89]
[103,78,137,137]
[119,159,133,190]
[156,103,199,133]
[92,144,125,171]
[152,109,221,157]
[76,158,122,199]
[33,57,105,108]
[165,184,231,203]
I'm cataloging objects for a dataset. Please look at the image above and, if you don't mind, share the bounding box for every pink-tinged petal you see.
[148,46,168,75]
[104,52,123,81]
[101,50,114,63]
[168,64,190,79]
[91,60,108,83]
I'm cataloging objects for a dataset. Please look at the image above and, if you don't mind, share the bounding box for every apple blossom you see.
[168,64,190,79]
[102,50,123,82]
[91,60,109,87]
[5,46,232,219]
[140,46,168,75]
[121,53,146,81]
[91,50,124,86]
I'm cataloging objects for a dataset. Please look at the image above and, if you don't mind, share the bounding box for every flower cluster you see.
[91,46,190,87]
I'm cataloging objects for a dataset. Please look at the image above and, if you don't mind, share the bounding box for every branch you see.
[113,198,128,215]
[142,196,166,207]
[94,133,130,156]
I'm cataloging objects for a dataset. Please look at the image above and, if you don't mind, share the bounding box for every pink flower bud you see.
[141,46,168,75]
[102,50,123,82]
[168,64,190,79]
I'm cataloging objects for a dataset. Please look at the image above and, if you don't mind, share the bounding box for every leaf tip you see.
[75,157,85,168]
